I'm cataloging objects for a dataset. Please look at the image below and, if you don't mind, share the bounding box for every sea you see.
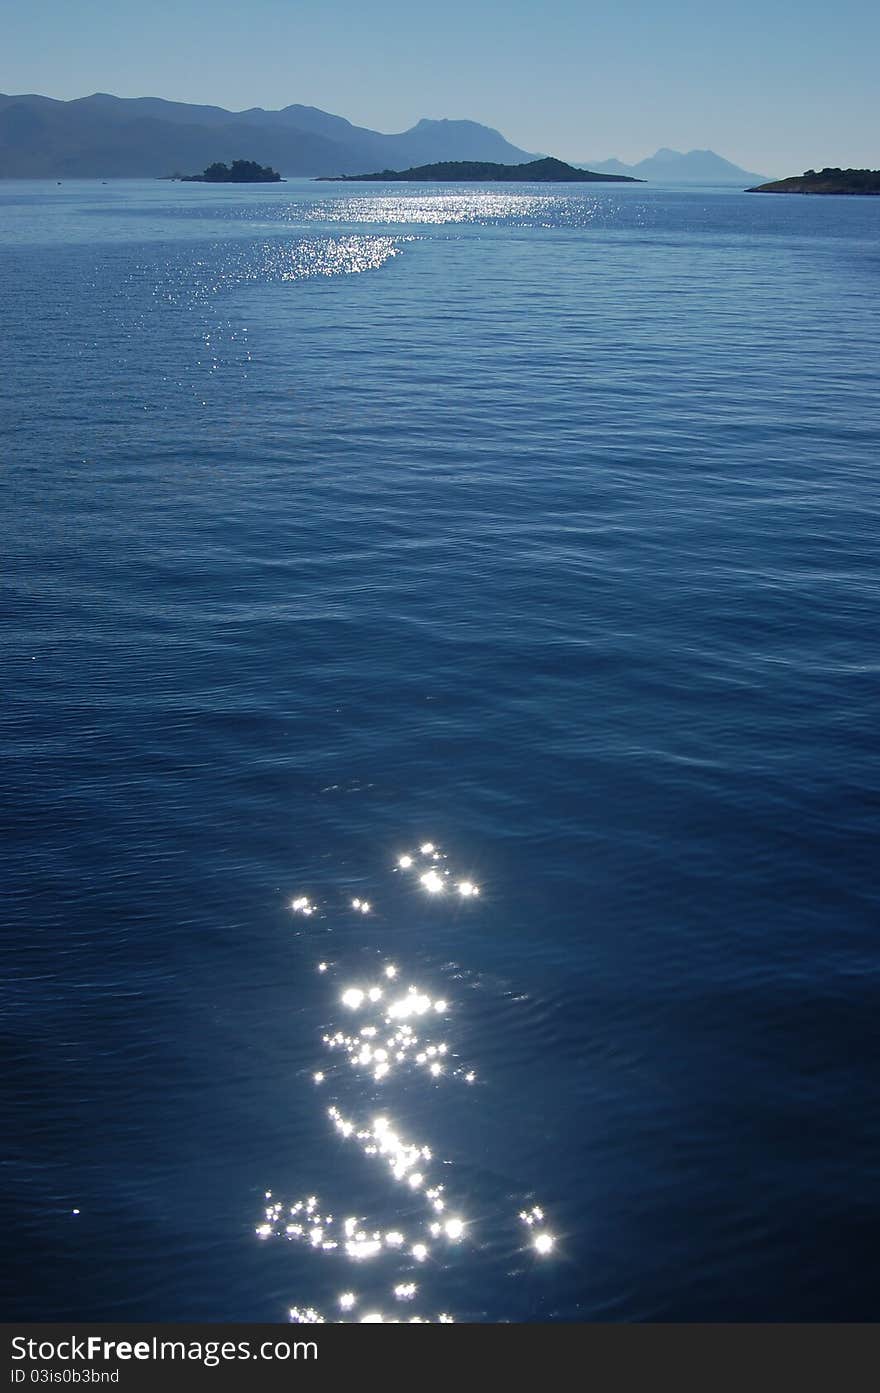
[2,177,879,1323]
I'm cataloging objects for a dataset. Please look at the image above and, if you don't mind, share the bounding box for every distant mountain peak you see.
[411,116,505,132]
[579,146,770,184]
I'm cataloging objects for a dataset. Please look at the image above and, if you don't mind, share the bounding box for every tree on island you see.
[748,166,880,194]
[318,156,641,184]
[184,159,282,182]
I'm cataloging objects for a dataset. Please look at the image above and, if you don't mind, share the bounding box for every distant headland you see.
[748,168,880,195]
[317,157,642,184]
[179,160,282,183]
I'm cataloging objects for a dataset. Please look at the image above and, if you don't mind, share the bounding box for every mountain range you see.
[0,92,536,178]
[0,94,771,184]
[578,147,770,184]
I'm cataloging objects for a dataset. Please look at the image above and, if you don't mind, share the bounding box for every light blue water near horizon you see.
[3,178,879,1322]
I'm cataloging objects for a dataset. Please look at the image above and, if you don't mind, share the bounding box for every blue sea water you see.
[2,178,879,1323]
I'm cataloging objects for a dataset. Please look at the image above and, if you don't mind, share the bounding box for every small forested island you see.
[748,168,880,195]
[180,160,283,183]
[318,156,642,183]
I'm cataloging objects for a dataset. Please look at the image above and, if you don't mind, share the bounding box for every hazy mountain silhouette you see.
[580,148,770,184]
[0,92,537,177]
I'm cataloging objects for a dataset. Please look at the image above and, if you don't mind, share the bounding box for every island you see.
[317,157,642,183]
[747,168,880,195]
[179,160,283,183]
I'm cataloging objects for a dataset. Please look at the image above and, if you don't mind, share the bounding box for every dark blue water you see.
[3,179,879,1323]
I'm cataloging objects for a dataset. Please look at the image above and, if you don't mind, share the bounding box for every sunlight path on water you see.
[260,842,557,1324]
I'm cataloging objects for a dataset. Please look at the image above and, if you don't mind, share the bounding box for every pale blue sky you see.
[3,0,878,174]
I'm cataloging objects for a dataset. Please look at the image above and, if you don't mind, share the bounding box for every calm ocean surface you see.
[2,178,879,1322]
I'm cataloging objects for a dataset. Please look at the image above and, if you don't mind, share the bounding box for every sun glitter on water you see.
[259,841,558,1324]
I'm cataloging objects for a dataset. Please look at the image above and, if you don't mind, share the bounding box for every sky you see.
[2,0,879,174]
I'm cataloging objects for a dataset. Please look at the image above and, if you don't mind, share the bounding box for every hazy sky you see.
[3,0,879,173]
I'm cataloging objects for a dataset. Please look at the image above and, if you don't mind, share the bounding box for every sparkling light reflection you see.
[266,840,557,1323]
[305,194,571,227]
[520,1206,556,1255]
